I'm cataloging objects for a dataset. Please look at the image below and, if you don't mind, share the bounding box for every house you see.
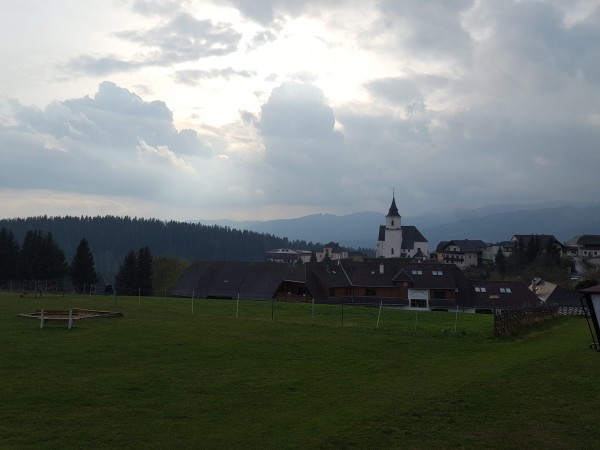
[530,278,557,302]
[511,234,565,256]
[487,241,515,258]
[315,242,348,262]
[435,239,488,269]
[376,195,428,259]
[171,260,539,312]
[565,235,600,258]
[265,248,312,264]
[545,285,585,315]
[462,280,541,314]
[265,243,349,264]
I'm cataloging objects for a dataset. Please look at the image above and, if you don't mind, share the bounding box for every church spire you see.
[386,192,400,218]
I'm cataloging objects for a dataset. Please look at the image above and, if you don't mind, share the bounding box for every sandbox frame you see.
[18,309,123,329]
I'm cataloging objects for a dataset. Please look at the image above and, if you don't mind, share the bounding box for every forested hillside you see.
[0,216,324,282]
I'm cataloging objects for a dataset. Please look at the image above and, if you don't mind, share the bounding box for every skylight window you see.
[474,287,487,293]
[500,288,512,293]
[432,271,443,276]
[411,270,422,275]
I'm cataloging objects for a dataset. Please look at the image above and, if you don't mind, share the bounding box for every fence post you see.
[377,300,383,328]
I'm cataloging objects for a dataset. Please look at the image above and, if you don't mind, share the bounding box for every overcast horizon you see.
[2,1,600,222]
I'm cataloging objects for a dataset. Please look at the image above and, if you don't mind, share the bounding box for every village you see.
[172,196,600,316]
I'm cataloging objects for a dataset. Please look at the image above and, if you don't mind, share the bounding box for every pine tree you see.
[19,230,67,279]
[136,246,153,296]
[71,238,98,293]
[495,248,507,275]
[115,249,137,295]
[0,227,20,280]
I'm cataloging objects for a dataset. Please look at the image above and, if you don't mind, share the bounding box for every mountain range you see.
[198,201,600,250]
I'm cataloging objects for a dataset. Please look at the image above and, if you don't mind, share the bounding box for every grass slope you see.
[1,294,599,449]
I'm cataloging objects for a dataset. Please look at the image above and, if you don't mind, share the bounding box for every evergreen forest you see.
[0,215,331,282]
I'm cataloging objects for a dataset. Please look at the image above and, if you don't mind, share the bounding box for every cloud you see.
[0,82,209,201]
[67,13,242,75]
[174,68,256,86]
[258,82,336,139]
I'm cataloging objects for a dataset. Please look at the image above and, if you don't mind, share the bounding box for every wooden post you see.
[68,309,73,330]
[40,310,45,329]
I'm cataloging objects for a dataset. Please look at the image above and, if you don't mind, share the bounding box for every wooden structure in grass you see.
[18,309,122,329]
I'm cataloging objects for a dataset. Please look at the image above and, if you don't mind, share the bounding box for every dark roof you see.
[386,196,400,218]
[171,260,536,310]
[580,284,600,294]
[378,225,385,241]
[575,235,600,246]
[436,239,487,253]
[512,234,565,249]
[462,280,541,309]
[401,226,428,247]
[170,261,306,300]
[546,285,583,307]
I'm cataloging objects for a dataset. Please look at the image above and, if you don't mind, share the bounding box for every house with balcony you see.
[435,239,488,269]
[565,234,600,258]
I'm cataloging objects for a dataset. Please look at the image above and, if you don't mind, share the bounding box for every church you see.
[376,195,429,259]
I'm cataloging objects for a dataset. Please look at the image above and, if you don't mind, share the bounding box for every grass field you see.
[1,293,599,449]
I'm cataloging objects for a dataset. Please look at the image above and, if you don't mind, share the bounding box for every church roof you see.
[401,226,428,247]
[386,196,400,217]
[377,225,428,246]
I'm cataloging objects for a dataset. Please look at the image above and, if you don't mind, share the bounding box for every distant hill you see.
[199,212,383,249]
[198,202,600,250]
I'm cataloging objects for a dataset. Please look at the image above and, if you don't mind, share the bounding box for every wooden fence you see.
[494,304,559,336]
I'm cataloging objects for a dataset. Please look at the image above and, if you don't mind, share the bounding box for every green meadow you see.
[1,293,599,449]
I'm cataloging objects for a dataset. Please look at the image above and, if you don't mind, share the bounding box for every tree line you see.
[0,227,153,295]
[0,216,334,282]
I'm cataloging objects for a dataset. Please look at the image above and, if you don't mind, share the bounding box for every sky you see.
[1,0,600,221]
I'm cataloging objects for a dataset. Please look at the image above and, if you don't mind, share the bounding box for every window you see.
[433,290,445,299]
[474,287,487,293]
[391,220,395,226]
[366,288,376,296]
[500,288,512,294]
[411,270,422,275]
[391,248,394,255]
[432,271,443,276]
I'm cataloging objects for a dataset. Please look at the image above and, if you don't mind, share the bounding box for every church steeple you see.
[385,192,401,230]
[386,196,400,218]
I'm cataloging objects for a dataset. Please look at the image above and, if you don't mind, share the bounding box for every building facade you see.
[376,195,428,259]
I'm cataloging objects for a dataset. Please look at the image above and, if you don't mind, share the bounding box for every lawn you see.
[1,293,599,449]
